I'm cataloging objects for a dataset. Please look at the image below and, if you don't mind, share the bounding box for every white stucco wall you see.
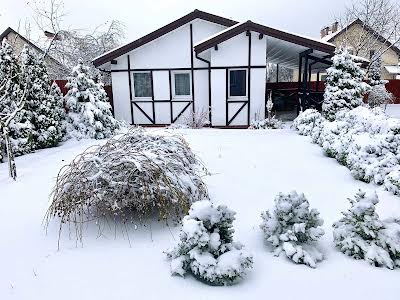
[110,18,228,125]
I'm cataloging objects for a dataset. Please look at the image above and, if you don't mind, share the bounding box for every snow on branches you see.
[166,200,253,285]
[322,48,370,121]
[260,191,325,268]
[333,190,400,269]
[294,107,400,196]
[65,61,119,139]
[45,128,209,246]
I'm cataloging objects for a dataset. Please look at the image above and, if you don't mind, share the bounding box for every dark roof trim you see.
[195,21,336,55]
[93,10,238,67]
[0,27,45,54]
[325,19,400,56]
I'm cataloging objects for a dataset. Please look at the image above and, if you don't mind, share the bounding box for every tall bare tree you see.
[337,0,400,62]
[31,0,125,82]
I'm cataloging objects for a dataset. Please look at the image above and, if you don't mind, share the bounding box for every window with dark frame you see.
[174,73,191,96]
[229,69,247,97]
[133,72,152,98]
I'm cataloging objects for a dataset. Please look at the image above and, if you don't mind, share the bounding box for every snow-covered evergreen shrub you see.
[368,84,393,109]
[20,46,66,149]
[65,61,119,139]
[260,191,325,268]
[292,109,323,136]
[384,169,400,195]
[249,116,282,129]
[322,48,370,121]
[45,128,209,242]
[333,190,400,269]
[0,39,33,157]
[369,55,387,87]
[166,200,253,285]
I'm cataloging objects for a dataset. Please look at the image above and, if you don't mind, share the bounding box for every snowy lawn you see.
[1,128,400,300]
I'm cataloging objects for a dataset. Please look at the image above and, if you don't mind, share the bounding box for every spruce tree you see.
[322,48,370,121]
[65,61,119,139]
[0,39,33,157]
[368,54,391,108]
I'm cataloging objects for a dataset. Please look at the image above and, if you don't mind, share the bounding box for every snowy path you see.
[1,129,399,300]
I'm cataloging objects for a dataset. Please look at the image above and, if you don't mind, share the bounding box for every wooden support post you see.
[316,71,320,92]
[276,64,279,83]
[302,54,309,110]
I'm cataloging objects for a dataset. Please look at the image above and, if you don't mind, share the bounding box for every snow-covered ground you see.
[1,129,399,300]
[385,104,400,118]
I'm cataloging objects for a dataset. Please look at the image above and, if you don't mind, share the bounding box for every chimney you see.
[331,21,339,33]
[320,26,330,38]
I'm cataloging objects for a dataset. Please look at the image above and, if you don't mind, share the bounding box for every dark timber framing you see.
[93,9,238,67]
[190,24,195,113]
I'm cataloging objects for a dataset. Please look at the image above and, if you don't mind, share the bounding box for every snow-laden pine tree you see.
[20,46,66,149]
[368,54,392,108]
[0,39,33,157]
[65,61,119,139]
[166,200,253,285]
[260,191,325,268]
[333,190,400,269]
[322,48,370,121]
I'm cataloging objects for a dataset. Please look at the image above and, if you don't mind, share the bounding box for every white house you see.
[93,10,336,127]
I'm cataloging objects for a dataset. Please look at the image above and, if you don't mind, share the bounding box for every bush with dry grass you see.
[45,127,209,245]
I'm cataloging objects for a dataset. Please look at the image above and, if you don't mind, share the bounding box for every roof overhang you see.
[194,20,336,56]
[92,10,238,67]
[385,65,400,75]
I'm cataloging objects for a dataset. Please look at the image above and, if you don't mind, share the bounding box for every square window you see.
[133,72,152,98]
[229,69,247,97]
[174,73,191,96]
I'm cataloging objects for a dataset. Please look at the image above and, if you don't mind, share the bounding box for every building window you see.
[229,69,247,98]
[173,72,191,98]
[369,50,376,59]
[133,72,152,98]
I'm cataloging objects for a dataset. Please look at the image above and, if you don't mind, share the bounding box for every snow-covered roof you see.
[385,65,400,75]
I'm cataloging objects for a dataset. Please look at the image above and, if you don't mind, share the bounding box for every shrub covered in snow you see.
[333,190,400,269]
[294,106,400,195]
[166,200,253,285]
[322,48,370,121]
[65,61,119,139]
[45,128,209,243]
[292,109,324,136]
[249,116,282,129]
[260,191,325,268]
[384,169,400,195]
[368,84,393,109]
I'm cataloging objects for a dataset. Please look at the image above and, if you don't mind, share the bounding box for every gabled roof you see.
[322,19,400,56]
[92,9,238,67]
[0,27,45,54]
[194,20,336,55]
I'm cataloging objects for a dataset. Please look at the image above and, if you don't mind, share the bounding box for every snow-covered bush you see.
[181,108,210,129]
[249,116,282,129]
[368,84,393,109]
[384,169,400,195]
[292,109,324,136]
[45,128,209,242]
[333,190,400,269]
[260,191,325,268]
[65,61,119,139]
[166,200,253,285]
[322,48,370,121]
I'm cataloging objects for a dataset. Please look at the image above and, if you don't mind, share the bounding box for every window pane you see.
[230,70,246,97]
[133,73,152,97]
[174,73,191,96]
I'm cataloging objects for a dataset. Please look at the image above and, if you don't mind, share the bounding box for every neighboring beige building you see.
[321,19,400,80]
[0,27,68,79]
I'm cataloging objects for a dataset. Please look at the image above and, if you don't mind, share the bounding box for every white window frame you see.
[132,71,152,100]
[172,71,192,100]
[228,68,248,100]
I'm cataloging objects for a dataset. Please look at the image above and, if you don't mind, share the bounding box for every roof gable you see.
[194,21,336,55]
[92,10,238,67]
[324,19,400,56]
[0,27,45,54]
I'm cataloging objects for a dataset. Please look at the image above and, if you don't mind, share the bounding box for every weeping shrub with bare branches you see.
[45,128,209,244]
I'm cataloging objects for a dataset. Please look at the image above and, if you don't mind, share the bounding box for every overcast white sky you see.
[0,0,353,43]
